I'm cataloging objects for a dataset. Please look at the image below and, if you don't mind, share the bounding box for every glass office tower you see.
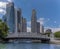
[6,2,15,33]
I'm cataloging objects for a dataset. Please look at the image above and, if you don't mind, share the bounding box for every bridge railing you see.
[7,32,50,39]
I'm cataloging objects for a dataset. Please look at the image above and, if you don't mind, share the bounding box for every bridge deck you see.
[6,32,50,40]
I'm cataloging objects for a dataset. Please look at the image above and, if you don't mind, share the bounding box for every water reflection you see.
[0,43,60,49]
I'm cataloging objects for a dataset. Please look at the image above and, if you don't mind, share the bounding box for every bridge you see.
[5,32,50,43]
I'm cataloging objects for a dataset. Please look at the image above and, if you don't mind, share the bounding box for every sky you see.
[0,0,60,32]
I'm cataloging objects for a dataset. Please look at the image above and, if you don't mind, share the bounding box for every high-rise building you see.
[31,9,37,33]
[45,29,52,33]
[17,8,22,32]
[37,22,40,33]
[3,2,27,33]
[6,2,15,33]
[15,8,27,33]
[23,18,27,32]
[45,29,52,37]
[21,17,23,32]
[2,14,7,23]
[21,17,27,32]
[14,8,18,33]
[40,25,44,33]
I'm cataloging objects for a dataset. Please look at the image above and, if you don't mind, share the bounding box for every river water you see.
[0,43,60,49]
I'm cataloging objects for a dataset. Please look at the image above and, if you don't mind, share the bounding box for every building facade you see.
[40,25,44,33]
[37,22,40,33]
[14,8,27,33]
[17,8,22,32]
[21,17,27,32]
[45,29,52,33]
[31,9,37,33]
[6,2,15,33]
[3,2,45,33]
[2,14,7,23]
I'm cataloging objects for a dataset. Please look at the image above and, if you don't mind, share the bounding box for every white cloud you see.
[7,0,13,2]
[0,9,6,14]
[27,27,31,32]
[37,18,44,25]
[27,21,31,27]
[0,0,13,9]
[27,26,60,33]
[0,0,12,15]
[51,28,60,33]
[0,0,14,15]
[27,21,31,32]
[27,18,60,33]
[0,1,8,14]
[44,27,60,33]
[0,2,7,8]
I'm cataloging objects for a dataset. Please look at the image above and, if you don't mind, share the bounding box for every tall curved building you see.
[6,2,15,33]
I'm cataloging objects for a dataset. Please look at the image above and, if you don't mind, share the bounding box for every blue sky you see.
[0,0,60,29]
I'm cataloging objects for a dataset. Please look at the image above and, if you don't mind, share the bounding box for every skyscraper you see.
[45,29,52,33]
[40,25,44,33]
[23,18,27,32]
[14,8,18,33]
[15,8,27,33]
[37,22,40,33]
[3,2,27,33]
[21,17,27,32]
[6,2,15,33]
[17,8,22,32]
[2,14,7,23]
[31,9,37,33]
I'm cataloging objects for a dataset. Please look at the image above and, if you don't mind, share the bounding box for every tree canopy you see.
[54,31,60,38]
[0,19,9,39]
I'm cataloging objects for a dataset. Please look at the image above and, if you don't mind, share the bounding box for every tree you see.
[54,31,60,38]
[0,19,9,39]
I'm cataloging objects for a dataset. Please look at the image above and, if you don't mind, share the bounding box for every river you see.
[0,43,60,49]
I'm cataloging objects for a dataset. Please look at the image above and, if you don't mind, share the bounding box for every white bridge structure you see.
[7,32,50,39]
[5,32,50,43]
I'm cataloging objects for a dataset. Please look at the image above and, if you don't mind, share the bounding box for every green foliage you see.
[54,31,60,38]
[46,32,51,37]
[0,19,9,39]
